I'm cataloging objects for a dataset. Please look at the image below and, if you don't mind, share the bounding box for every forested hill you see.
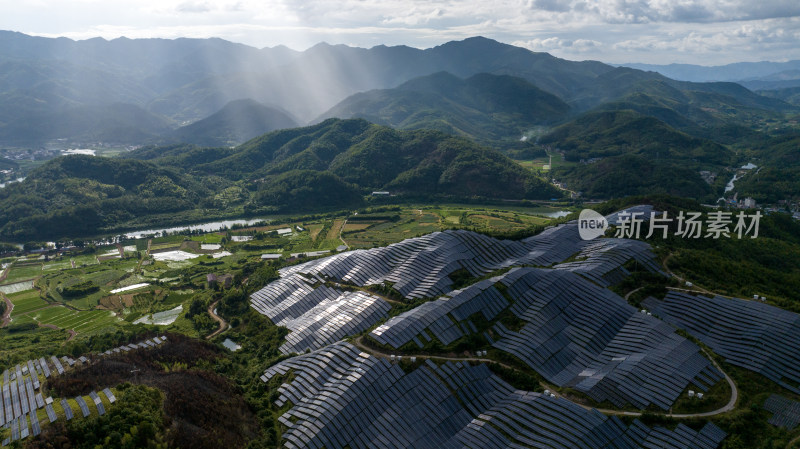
[540,110,734,200]
[129,118,559,201]
[0,119,561,241]
[317,72,570,143]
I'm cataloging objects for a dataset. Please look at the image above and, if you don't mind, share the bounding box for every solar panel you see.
[60,398,74,421]
[19,414,28,440]
[90,391,106,416]
[45,403,57,423]
[75,396,90,417]
[644,291,800,394]
[50,356,65,375]
[102,388,117,404]
[764,395,800,429]
[30,410,40,437]
[261,342,727,449]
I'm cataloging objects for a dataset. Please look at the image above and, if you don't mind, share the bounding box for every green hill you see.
[132,118,559,202]
[541,110,733,200]
[540,110,732,165]
[0,119,560,240]
[554,155,714,199]
[736,133,800,203]
[0,155,219,240]
[318,72,570,142]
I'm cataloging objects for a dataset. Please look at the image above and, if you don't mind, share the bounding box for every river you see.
[123,218,271,239]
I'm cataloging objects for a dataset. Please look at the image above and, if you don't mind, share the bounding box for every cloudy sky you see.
[2,0,799,65]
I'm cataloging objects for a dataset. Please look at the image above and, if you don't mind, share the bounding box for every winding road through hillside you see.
[206,300,228,340]
[352,335,738,420]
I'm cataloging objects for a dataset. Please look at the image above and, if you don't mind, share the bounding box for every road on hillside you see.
[352,335,739,420]
[206,300,228,340]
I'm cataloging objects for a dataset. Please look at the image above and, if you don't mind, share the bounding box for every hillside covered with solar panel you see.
[246,207,792,448]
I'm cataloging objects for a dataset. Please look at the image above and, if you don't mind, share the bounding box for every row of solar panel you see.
[1,389,115,447]
[763,395,800,430]
[643,291,800,394]
[368,266,721,411]
[1,337,161,427]
[1,356,65,426]
[261,342,727,449]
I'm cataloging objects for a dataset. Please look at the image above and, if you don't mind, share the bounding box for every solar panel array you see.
[1,336,164,446]
[251,223,661,352]
[453,391,726,449]
[251,275,391,354]
[0,357,65,446]
[1,358,59,429]
[643,291,800,394]
[553,238,663,287]
[273,224,646,302]
[764,395,800,430]
[368,266,720,411]
[276,230,534,300]
[371,279,508,348]
[261,342,727,449]
[490,268,722,410]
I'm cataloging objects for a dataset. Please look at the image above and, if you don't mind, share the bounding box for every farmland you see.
[0,203,568,348]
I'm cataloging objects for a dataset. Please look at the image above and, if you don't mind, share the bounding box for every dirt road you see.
[206,300,228,340]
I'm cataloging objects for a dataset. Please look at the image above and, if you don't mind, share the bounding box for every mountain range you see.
[1,31,794,146]
[0,31,798,222]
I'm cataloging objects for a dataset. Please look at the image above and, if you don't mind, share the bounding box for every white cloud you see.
[514,37,601,51]
[0,0,799,64]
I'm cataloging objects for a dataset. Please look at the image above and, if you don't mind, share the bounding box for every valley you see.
[0,29,799,449]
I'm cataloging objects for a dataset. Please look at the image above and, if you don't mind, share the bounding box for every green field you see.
[3,262,43,283]
[32,306,120,335]
[8,289,49,314]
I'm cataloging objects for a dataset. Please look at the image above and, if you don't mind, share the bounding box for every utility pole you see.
[131,367,141,383]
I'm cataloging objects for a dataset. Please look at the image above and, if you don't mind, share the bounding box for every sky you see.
[1,0,799,65]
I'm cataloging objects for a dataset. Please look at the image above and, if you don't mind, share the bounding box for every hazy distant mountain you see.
[740,70,800,91]
[162,99,298,147]
[318,72,570,142]
[0,102,172,145]
[621,60,800,83]
[757,86,800,106]
[0,31,795,147]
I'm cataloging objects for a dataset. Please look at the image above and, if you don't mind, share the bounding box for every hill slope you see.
[162,99,298,147]
[318,72,570,142]
[136,118,561,201]
[0,119,560,240]
[541,110,732,200]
